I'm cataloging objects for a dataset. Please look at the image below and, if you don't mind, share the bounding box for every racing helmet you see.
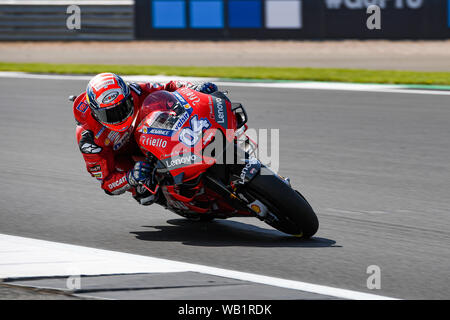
[86,73,136,132]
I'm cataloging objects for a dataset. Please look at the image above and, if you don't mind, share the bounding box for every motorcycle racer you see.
[72,72,218,205]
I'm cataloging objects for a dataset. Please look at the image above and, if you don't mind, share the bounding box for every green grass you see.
[1,62,450,85]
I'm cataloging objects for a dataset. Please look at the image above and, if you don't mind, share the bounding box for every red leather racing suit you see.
[73,81,192,196]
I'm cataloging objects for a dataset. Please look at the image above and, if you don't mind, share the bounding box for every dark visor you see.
[94,96,134,125]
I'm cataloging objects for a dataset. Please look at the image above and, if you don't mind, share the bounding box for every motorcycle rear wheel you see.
[245,168,319,238]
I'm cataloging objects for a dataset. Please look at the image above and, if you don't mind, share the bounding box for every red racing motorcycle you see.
[135,87,319,238]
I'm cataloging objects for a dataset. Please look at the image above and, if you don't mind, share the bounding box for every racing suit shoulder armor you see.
[73,92,90,125]
[74,94,109,149]
[78,129,103,154]
[129,82,145,96]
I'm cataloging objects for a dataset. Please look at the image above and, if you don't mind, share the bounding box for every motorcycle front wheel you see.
[245,168,319,238]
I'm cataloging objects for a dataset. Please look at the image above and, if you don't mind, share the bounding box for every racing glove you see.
[127,161,153,187]
[191,82,218,94]
[127,161,158,206]
[134,182,158,206]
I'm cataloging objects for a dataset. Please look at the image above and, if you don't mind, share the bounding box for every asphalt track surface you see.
[0,77,449,299]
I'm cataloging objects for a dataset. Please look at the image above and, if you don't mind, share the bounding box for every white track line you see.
[2,71,450,96]
[1,71,449,96]
[0,234,398,300]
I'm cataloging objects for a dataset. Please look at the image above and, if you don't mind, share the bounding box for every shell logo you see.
[250,204,261,214]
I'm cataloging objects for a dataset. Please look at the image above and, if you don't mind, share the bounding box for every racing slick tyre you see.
[245,168,319,238]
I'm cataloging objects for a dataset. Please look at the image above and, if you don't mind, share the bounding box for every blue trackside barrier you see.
[1,0,449,40]
[135,0,450,40]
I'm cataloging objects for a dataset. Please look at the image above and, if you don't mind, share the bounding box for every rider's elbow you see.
[103,186,129,196]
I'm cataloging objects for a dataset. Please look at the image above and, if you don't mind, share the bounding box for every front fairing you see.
[135,88,236,182]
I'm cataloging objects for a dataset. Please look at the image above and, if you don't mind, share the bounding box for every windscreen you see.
[146,109,189,131]
[142,90,190,132]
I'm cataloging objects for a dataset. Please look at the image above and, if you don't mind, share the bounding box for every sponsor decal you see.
[107,131,119,141]
[92,172,103,180]
[108,176,127,190]
[140,135,168,149]
[179,87,201,106]
[250,204,261,214]
[95,126,106,139]
[173,111,190,131]
[141,127,174,136]
[238,157,259,185]
[248,200,268,218]
[101,90,120,104]
[92,78,114,91]
[208,96,215,119]
[325,0,424,10]
[113,131,130,151]
[104,133,112,146]
[104,130,131,151]
[164,154,198,169]
[179,115,211,147]
[76,101,89,113]
[173,91,191,109]
[203,131,214,146]
[213,97,227,129]
[88,165,101,172]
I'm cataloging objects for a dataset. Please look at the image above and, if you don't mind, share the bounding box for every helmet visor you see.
[95,96,134,125]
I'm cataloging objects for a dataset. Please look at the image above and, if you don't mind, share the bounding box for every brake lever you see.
[142,183,159,195]
[139,166,159,194]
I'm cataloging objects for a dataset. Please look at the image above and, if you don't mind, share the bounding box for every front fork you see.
[206,172,276,222]
[241,190,280,223]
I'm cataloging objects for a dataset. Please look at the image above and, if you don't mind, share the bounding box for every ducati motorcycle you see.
[135,87,319,238]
